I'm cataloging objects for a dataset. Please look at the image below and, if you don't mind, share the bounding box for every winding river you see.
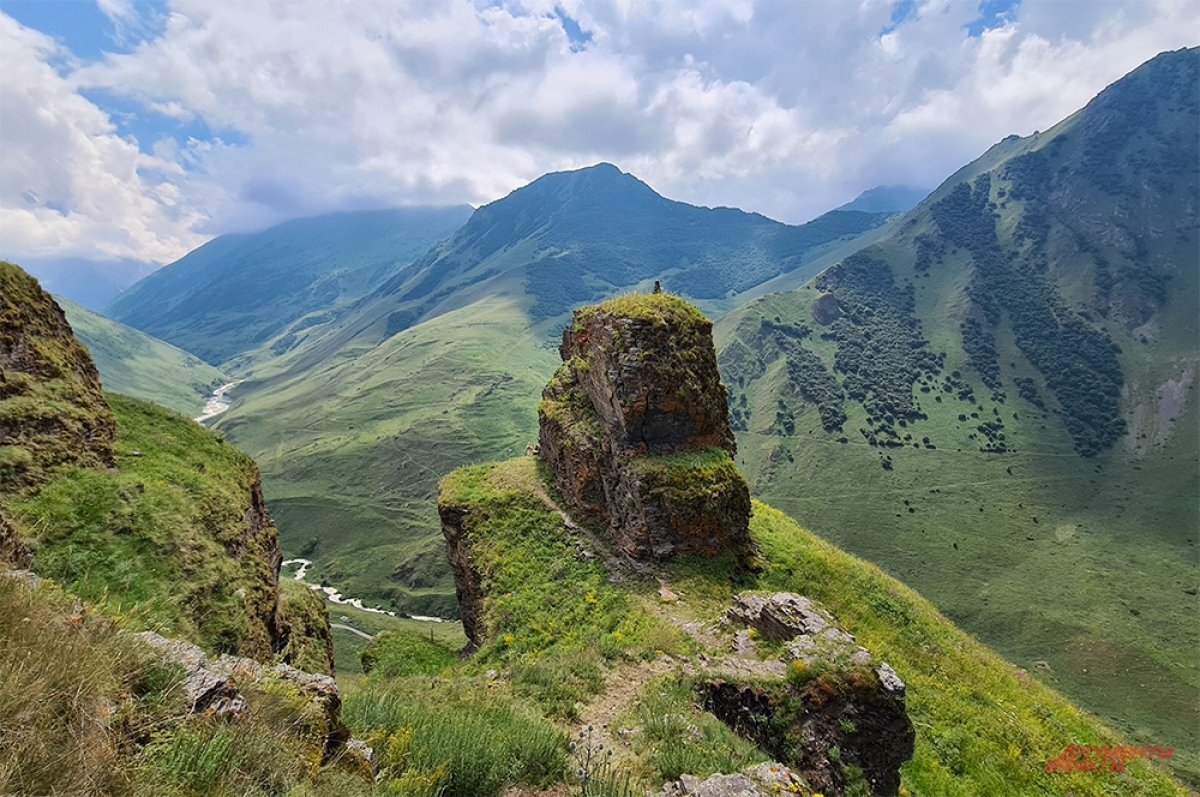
[282,558,447,623]
[196,382,450,625]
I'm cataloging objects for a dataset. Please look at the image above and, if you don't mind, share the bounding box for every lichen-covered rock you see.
[660,763,810,797]
[0,262,116,493]
[700,592,915,797]
[538,294,752,562]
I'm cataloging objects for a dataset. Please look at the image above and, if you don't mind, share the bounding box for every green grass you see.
[431,456,1185,795]
[439,457,692,716]
[342,679,565,797]
[0,577,360,797]
[9,394,285,660]
[360,629,456,678]
[579,292,710,328]
[744,501,1186,795]
[325,600,466,682]
[59,297,226,416]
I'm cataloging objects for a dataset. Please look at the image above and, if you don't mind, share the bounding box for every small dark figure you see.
[653,280,662,294]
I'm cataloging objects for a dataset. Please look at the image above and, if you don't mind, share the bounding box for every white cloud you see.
[0,0,1196,265]
[0,14,204,264]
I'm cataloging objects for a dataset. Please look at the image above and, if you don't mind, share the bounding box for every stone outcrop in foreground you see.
[538,294,752,562]
[136,631,367,767]
[700,592,915,797]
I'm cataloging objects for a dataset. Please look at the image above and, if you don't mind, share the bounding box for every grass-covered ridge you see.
[427,455,1184,795]
[8,394,326,665]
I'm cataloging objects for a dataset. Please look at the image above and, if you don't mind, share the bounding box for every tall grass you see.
[344,680,566,796]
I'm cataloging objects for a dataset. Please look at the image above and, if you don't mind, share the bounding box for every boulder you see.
[660,763,809,797]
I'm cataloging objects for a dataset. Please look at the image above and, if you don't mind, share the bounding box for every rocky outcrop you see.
[136,631,363,765]
[439,503,483,652]
[0,262,116,493]
[699,592,915,797]
[538,295,752,562]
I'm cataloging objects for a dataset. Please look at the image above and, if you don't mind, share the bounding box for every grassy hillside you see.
[110,206,473,364]
[0,576,369,797]
[715,47,1199,780]
[7,394,311,660]
[351,454,1184,795]
[59,297,226,416]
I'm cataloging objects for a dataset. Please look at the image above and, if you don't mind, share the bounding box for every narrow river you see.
[282,558,448,623]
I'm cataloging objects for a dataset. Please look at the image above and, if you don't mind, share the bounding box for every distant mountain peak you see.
[835,185,930,215]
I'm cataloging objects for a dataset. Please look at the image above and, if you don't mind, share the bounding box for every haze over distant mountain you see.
[110,206,473,364]
[835,185,930,214]
[208,163,897,617]
[20,257,156,312]
[58,298,226,416]
[716,46,1199,779]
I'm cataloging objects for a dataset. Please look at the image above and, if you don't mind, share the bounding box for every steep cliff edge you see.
[538,294,751,561]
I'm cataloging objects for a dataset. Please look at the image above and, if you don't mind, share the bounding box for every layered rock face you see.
[538,295,751,561]
[0,261,116,492]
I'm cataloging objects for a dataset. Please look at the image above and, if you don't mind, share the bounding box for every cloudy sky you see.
[0,0,1196,268]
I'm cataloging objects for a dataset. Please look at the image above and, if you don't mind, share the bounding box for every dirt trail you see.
[570,655,678,768]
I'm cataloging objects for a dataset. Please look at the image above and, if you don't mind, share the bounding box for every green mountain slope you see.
[715,47,1199,780]
[59,297,226,416]
[407,456,1184,795]
[110,206,473,364]
[215,167,896,616]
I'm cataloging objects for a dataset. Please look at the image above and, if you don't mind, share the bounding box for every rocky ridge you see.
[442,295,914,795]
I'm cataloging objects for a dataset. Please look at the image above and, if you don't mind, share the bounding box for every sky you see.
[0,0,1196,269]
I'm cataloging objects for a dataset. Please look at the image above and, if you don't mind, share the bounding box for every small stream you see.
[282,558,448,623]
